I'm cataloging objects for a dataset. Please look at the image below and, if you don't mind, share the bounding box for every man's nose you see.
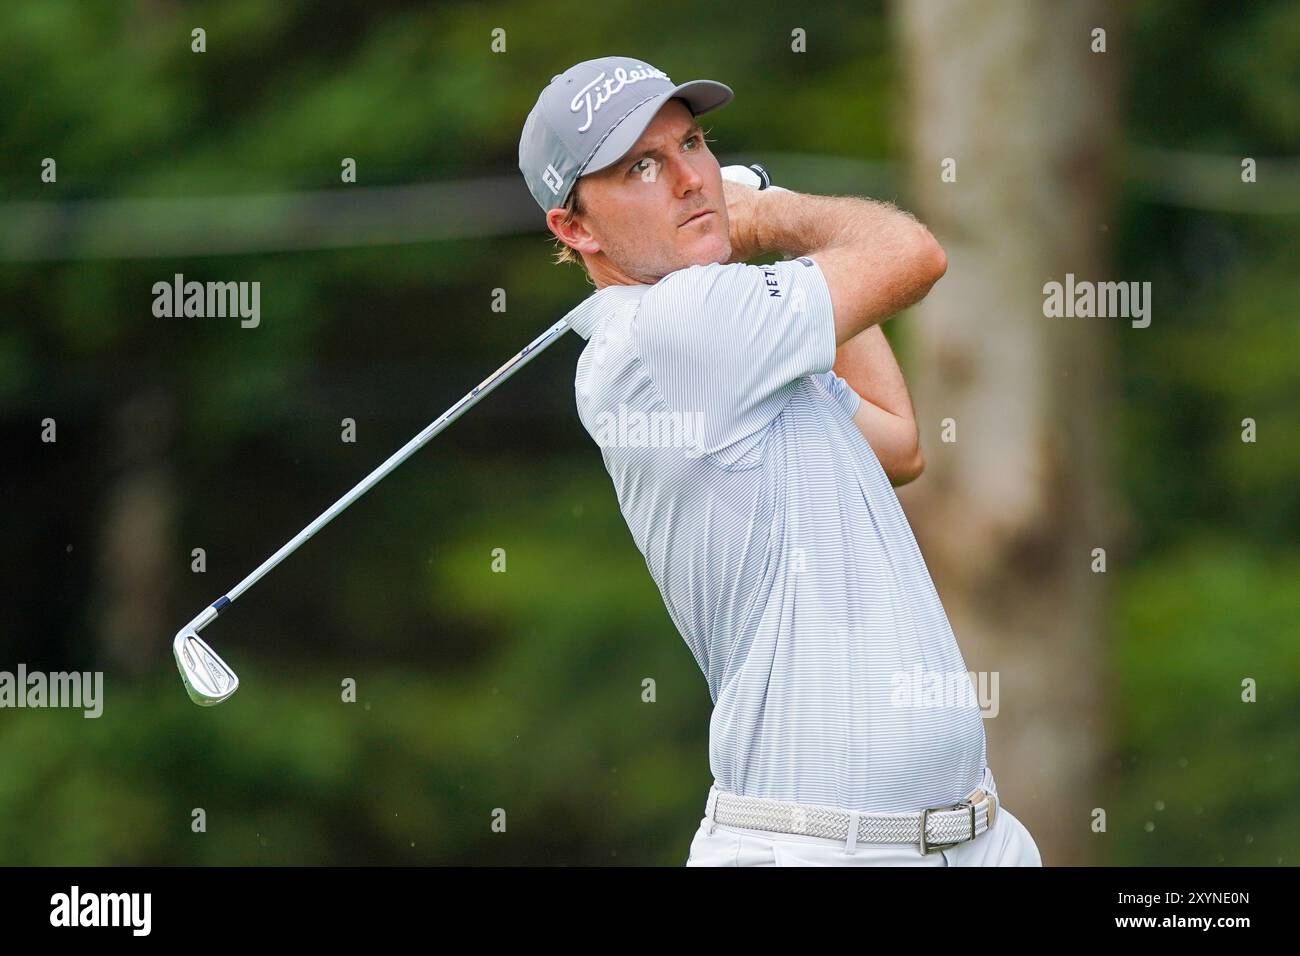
[664,154,704,194]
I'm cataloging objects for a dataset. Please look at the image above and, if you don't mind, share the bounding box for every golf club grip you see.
[209,318,573,617]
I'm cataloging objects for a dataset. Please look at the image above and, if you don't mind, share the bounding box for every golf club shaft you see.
[192,317,572,633]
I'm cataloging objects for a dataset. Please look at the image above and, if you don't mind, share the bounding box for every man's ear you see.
[547,207,600,256]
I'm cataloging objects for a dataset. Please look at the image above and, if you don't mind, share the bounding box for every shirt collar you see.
[563,283,649,340]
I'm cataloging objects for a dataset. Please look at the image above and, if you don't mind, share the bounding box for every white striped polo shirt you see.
[564,258,986,813]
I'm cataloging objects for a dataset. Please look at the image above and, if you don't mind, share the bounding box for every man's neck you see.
[587,255,657,289]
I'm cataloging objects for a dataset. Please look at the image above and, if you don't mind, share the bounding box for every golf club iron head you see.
[173,628,239,706]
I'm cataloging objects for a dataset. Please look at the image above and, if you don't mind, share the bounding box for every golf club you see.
[173,163,778,705]
[172,317,571,704]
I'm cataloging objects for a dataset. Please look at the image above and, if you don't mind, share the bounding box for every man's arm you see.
[833,326,924,486]
[724,183,947,344]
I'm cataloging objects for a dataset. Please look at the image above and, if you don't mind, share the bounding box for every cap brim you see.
[579,79,733,179]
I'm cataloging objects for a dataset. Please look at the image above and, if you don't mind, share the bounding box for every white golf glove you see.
[720,163,791,192]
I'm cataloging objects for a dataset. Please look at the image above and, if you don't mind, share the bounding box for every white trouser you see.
[685,768,1043,866]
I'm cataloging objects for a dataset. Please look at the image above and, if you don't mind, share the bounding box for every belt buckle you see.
[918,799,977,856]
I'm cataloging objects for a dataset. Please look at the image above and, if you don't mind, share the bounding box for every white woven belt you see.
[706,783,999,855]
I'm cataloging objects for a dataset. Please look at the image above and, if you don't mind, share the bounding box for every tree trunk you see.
[892,0,1122,864]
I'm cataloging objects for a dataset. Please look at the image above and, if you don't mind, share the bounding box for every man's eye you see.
[629,137,702,175]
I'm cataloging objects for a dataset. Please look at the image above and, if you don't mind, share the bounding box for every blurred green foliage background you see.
[1,0,1296,864]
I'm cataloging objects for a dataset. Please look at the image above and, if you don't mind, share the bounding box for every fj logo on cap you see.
[570,64,670,133]
[542,163,564,195]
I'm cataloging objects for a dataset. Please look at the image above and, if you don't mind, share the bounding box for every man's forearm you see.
[833,325,914,420]
[735,190,926,264]
[834,325,924,484]
[726,185,945,343]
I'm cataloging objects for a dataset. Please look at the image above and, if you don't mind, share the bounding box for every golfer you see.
[519,56,1041,866]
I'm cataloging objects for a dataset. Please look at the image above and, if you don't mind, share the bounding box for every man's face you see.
[552,98,729,285]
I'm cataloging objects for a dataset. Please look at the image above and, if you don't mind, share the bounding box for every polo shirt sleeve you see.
[634,258,837,459]
[813,370,863,419]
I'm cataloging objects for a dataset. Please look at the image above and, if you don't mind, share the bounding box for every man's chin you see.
[681,238,730,269]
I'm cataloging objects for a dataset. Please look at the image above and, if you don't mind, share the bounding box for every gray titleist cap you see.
[518,56,733,214]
